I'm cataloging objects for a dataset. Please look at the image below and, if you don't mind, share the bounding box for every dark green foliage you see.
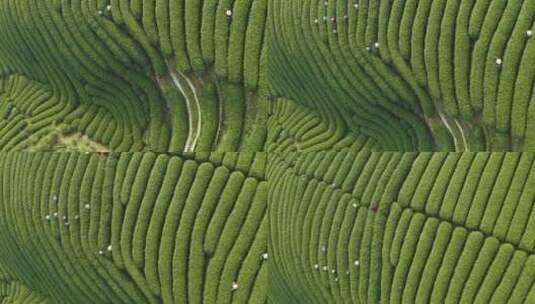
[269,152,535,303]
[0,152,267,303]
[0,0,267,153]
[2,2,535,304]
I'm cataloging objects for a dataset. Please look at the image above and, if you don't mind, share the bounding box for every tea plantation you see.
[0,0,271,303]
[268,150,535,303]
[0,0,534,303]
[0,152,267,303]
[269,0,535,151]
[0,0,268,152]
[268,0,535,303]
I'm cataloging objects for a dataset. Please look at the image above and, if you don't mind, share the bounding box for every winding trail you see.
[168,67,202,152]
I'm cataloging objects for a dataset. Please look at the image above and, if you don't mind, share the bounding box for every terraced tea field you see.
[268,151,535,303]
[270,0,535,151]
[267,0,535,302]
[0,0,268,152]
[0,152,268,303]
[1,0,535,303]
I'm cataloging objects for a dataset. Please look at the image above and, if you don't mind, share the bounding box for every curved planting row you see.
[267,98,381,153]
[0,74,116,152]
[0,281,47,304]
[0,266,48,304]
[0,0,269,152]
[269,0,535,151]
[269,0,441,151]
[268,151,535,303]
[0,152,268,303]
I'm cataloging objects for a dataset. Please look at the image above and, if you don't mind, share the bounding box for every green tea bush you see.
[0,152,267,303]
[270,0,535,151]
[269,151,535,303]
[0,0,267,153]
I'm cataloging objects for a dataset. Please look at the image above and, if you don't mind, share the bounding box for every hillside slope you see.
[0,0,269,152]
[269,151,535,303]
[0,152,267,303]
